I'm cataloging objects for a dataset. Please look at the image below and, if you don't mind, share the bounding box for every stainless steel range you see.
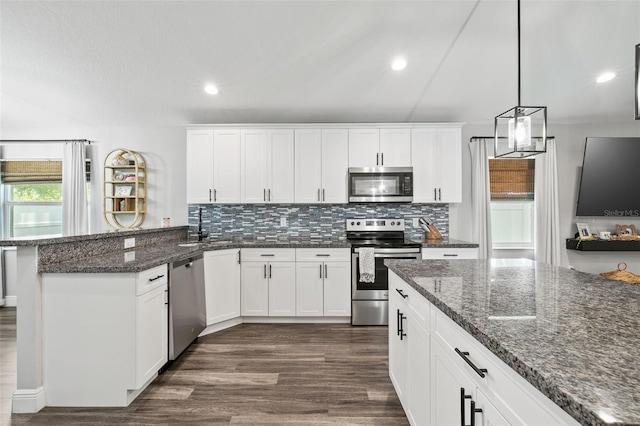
[347,218,422,326]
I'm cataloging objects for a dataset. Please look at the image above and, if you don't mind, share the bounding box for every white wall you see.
[451,121,640,275]
[0,126,188,233]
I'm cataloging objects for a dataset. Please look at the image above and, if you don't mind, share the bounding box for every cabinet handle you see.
[237,251,241,264]
[268,189,271,202]
[324,264,328,278]
[470,400,482,426]
[399,311,406,340]
[214,189,217,202]
[264,264,267,279]
[444,254,459,257]
[209,189,212,202]
[381,152,384,165]
[315,254,330,257]
[460,388,472,426]
[434,188,437,201]
[318,188,321,202]
[322,188,325,202]
[376,153,379,166]
[263,188,266,202]
[164,289,169,306]
[149,274,165,282]
[439,188,442,201]
[455,348,488,378]
[396,309,402,336]
[260,254,275,257]
[319,264,323,279]
[269,264,272,279]
[395,288,408,299]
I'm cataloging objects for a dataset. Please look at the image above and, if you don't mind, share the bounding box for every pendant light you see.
[494,0,547,158]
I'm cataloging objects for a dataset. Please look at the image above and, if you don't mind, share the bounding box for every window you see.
[489,159,535,249]
[1,160,91,238]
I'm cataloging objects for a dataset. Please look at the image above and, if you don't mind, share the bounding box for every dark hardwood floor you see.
[1,308,408,425]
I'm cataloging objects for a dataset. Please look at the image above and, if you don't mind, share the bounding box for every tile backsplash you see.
[188,204,448,241]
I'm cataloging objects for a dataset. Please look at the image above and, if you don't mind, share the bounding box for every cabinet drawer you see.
[136,264,168,296]
[422,248,478,259]
[433,307,578,425]
[296,248,350,262]
[241,248,296,262]
[389,271,430,330]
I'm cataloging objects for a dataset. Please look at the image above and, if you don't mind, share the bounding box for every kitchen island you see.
[385,258,640,426]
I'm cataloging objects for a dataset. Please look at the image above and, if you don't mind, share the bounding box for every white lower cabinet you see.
[389,271,579,426]
[240,249,296,316]
[204,249,241,325]
[295,249,351,317]
[42,264,168,407]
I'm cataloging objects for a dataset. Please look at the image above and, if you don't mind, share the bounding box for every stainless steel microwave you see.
[348,167,413,203]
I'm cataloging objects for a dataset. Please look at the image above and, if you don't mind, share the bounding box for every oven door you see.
[351,250,421,300]
[348,167,413,203]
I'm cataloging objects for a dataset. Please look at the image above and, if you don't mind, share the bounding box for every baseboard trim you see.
[12,386,45,413]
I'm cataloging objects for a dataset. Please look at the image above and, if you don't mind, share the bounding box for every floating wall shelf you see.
[103,148,146,229]
[566,238,640,251]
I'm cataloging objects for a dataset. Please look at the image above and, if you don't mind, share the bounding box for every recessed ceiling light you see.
[391,57,407,71]
[204,84,219,95]
[596,71,616,83]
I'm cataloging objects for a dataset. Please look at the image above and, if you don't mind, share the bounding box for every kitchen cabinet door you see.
[240,262,269,316]
[204,249,241,325]
[267,129,295,203]
[241,129,268,203]
[431,338,477,426]
[380,128,411,167]
[389,291,409,405]
[295,261,324,316]
[294,129,323,203]
[268,261,296,316]
[213,129,241,203]
[475,389,511,426]
[135,283,168,388]
[322,261,351,316]
[348,128,380,167]
[186,129,214,203]
[436,127,462,203]
[321,129,349,203]
[406,310,430,426]
[411,128,438,203]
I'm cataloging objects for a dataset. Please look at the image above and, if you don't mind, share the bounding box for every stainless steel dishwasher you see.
[169,253,206,360]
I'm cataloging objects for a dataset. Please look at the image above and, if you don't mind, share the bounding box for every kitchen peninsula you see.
[385,258,640,426]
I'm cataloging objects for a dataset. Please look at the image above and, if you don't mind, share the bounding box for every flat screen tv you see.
[576,137,640,217]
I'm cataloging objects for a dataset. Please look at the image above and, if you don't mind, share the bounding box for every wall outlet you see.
[124,237,135,249]
[413,218,419,227]
[280,217,287,227]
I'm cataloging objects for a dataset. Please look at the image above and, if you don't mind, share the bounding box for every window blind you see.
[489,159,535,200]
[0,160,91,183]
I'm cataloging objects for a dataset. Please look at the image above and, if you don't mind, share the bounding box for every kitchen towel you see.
[358,247,376,283]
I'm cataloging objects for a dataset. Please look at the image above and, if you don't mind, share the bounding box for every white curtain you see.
[469,138,492,259]
[535,138,561,265]
[62,142,88,236]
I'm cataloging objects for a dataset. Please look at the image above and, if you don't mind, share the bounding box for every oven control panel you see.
[346,218,405,231]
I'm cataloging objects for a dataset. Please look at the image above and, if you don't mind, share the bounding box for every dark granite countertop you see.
[385,258,640,426]
[415,237,479,248]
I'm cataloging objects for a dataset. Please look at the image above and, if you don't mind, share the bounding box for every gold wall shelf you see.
[103,148,146,229]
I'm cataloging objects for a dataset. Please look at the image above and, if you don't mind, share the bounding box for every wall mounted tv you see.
[576,137,640,217]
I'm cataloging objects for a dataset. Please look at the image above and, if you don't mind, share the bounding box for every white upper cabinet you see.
[295,129,348,203]
[186,129,214,203]
[412,127,462,203]
[212,129,241,203]
[349,128,411,167]
[241,129,294,203]
[380,128,412,167]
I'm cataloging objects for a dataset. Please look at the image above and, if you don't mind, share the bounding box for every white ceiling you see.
[1,0,639,128]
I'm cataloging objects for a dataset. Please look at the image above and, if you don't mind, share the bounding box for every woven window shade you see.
[489,159,535,200]
[0,160,63,183]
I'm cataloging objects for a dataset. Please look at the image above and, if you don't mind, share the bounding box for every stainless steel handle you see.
[322,188,325,201]
[264,264,267,279]
[269,264,272,279]
[324,264,328,278]
[149,274,165,282]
